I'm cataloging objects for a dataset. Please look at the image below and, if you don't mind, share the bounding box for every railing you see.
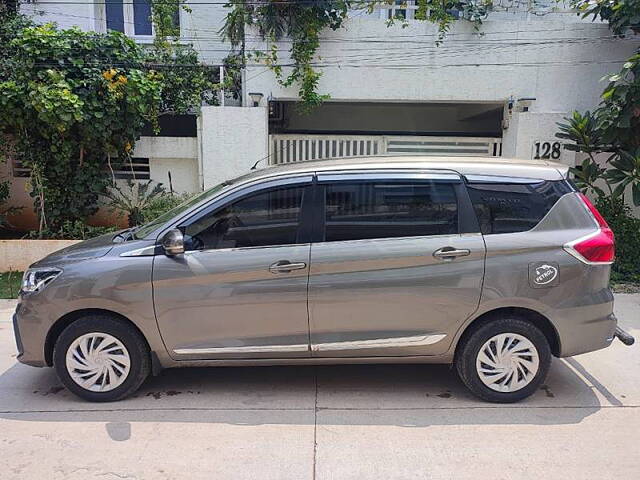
[269,134,502,165]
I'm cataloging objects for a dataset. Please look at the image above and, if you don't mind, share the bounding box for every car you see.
[12,156,635,403]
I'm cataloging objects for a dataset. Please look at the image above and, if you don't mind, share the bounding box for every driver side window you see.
[182,185,305,251]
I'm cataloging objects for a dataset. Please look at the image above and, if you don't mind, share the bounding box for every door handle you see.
[433,247,471,260]
[269,261,307,273]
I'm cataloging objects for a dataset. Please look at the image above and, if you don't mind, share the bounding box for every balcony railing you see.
[269,134,502,165]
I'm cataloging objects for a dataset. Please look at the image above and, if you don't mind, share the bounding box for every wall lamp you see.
[248,92,264,107]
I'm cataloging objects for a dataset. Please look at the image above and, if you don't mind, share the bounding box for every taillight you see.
[564,193,615,264]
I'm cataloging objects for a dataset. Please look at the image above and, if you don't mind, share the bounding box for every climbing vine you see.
[221,1,493,111]
[0,6,219,233]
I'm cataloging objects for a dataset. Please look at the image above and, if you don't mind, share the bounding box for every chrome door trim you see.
[173,344,310,355]
[120,245,157,257]
[433,248,471,259]
[311,334,447,352]
[269,261,308,273]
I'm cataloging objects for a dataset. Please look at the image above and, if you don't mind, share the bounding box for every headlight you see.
[21,268,62,294]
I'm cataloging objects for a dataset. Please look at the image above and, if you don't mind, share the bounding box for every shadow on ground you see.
[0,356,618,429]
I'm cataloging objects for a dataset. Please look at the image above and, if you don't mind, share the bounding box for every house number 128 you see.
[533,141,561,160]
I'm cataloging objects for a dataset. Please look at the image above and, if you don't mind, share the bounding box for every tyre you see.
[53,314,150,402]
[455,317,552,403]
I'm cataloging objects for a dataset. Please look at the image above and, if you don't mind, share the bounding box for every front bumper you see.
[12,312,24,359]
[13,300,48,368]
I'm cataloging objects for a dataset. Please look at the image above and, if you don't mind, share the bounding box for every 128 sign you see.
[533,141,562,160]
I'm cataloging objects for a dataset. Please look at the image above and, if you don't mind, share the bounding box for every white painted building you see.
[5,0,637,228]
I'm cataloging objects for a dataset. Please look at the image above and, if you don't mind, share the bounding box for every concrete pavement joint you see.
[1,405,640,415]
[312,367,318,480]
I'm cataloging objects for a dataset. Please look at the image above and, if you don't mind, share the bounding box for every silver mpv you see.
[13,156,635,403]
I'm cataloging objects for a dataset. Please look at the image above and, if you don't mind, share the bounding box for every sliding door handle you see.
[433,247,471,260]
[269,261,307,273]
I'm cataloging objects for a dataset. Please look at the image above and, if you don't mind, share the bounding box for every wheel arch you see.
[453,306,561,360]
[44,308,149,366]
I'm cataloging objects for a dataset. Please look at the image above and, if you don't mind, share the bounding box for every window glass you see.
[467,180,572,234]
[182,186,305,250]
[133,0,153,35]
[105,0,125,33]
[324,181,458,242]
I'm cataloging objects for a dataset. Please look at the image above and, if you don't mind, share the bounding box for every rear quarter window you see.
[467,180,573,234]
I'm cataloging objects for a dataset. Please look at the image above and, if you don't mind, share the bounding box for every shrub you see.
[141,192,193,222]
[103,180,166,227]
[28,220,117,240]
[596,197,640,282]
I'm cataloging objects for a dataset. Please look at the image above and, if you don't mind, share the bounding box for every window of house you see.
[105,0,125,33]
[104,0,179,37]
[182,186,306,251]
[323,181,459,242]
[113,158,150,180]
[132,0,153,35]
[379,1,418,20]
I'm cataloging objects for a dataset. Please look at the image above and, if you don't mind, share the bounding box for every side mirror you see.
[161,229,185,256]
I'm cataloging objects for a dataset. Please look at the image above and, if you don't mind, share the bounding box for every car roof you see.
[239,155,569,184]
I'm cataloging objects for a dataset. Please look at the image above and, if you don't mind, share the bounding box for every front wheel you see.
[455,317,552,403]
[53,315,150,402]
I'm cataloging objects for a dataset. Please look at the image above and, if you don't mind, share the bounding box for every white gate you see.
[269,135,502,165]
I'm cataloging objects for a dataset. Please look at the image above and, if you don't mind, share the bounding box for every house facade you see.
[4,0,637,229]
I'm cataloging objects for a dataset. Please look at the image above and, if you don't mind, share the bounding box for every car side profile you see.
[12,156,634,403]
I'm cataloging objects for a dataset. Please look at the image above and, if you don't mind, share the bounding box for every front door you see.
[153,177,313,359]
[308,171,485,357]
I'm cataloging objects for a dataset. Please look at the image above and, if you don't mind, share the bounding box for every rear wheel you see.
[455,317,551,403]
[53,314,150,402]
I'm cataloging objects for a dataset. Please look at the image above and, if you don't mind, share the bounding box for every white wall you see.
[245,16,636,165]
[200,106,268,188]
[134,137,199,194]
[20,2,639,172]
[134,136,197,159]
[22,0,98,31]
[25,0,232,65]
[246,18,636,107]
[148,158,199,194]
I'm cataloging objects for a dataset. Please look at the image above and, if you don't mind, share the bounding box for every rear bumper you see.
[555,310,617,358]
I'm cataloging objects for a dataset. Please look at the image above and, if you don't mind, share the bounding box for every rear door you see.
[308,171,485,357]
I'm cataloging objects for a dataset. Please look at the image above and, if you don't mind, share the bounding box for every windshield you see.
[134,181,230,239]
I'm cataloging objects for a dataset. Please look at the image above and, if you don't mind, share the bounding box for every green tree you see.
[558,1,640,207]
[0,10,218,233]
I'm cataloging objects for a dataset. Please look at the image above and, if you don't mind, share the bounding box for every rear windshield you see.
[467,180,573,234]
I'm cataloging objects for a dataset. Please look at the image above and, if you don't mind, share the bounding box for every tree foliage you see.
[221,1,492,112]
[0,8,218,233]
[573,0,640,35]
[558,1,640,207]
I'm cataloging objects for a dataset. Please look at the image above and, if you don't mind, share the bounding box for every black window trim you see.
[463,176,575,235]
[312,170,479,243]
[170,175,315,252]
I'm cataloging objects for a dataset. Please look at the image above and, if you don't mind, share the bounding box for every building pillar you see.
[200,106,269,188]
[501,110,577,167]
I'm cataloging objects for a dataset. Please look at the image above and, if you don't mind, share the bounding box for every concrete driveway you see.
[1,296,639,480]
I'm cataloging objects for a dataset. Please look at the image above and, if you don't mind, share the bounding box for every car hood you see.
[30,231,120,268]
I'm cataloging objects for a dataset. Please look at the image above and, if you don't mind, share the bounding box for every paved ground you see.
[0,296,639,480]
